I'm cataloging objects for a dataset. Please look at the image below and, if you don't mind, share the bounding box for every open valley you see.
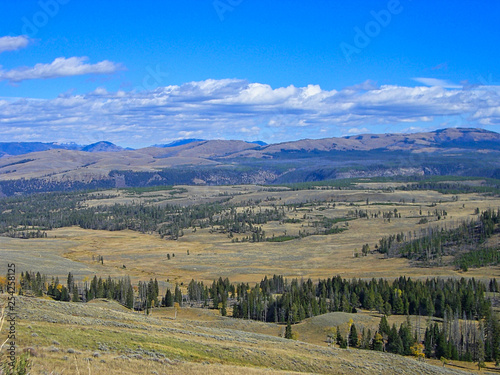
[1,178,500,374]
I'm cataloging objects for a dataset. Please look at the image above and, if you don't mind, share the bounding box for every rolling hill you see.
[4,294,476,375]
[0,128,498,195]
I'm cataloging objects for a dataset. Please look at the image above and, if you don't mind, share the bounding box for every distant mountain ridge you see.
[0,142,79,158]
[155,139,206,148]
[0,138,267,157]
[0,128,498,195]
[80,141,124,153]
[0,141,123,157]
[1,128,498,158]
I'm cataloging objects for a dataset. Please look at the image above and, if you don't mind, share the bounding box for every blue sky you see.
[0,0,499,148]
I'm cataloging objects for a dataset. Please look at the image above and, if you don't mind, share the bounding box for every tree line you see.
[179,274,493,324]
[18,271,135,308]
[333,312,500,366]
[9,270,499,365]
[376,208,499,267]
[231,275,492,322]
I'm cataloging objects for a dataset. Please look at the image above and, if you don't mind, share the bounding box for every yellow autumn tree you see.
[410,342,425,361]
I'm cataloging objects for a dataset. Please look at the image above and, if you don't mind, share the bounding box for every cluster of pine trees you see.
[183,278,234,314]
[346,313,499,364]
[19,271,135,308]
[3,229,47,239]
[18,271,46,296]
[229,275,491,323]
[0,189,298,241]
[180,274,494,331]
[334,313,500,365]
[0,177,115,196]
[137,278,160,310]
[18,270,187,313]
[377,208,499,266]
[422,315,500,364]
[0,190,230,238]
[13,270,500,364]
[456,248,500,271]
[214,207,285,234]
[230,275,499,365]
[333,317,416,355]
[0,187,355,243]
[24,272,492,324]
[397,180,500,195]
[160,284,182,308]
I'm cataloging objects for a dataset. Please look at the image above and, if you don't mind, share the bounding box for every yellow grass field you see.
[1,183,499,374]
[1,184,498,288]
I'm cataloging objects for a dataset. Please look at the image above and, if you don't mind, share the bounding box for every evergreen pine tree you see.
[165,289,174,307]
[349,323,358,348]
[72,284,79,302]
[423,327,433,358]
[399,321,413,356]
[336,327,347,349]
[434,325,447,360]
[285,320,293,339]
[379,315,390,336]
[174,284,182,306]
[387,324,403,354]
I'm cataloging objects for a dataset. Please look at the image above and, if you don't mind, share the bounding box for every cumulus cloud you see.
[0,79,499,146]
[0,56,124,83]
[240,126,261,136]
[0,36,30,53]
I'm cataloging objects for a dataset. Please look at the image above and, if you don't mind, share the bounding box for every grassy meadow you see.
[1,179,500,374]
[2,183,498,286]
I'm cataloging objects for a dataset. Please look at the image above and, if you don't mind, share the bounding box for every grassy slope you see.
[0,295,478,375]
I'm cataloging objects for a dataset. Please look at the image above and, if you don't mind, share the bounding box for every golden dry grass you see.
[0,181,498,372]
[1,186,499,289]
[0,295,482,375]
[1,177,499,374]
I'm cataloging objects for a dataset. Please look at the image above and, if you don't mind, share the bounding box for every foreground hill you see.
[2,294,475,375]
[0,128,498,195]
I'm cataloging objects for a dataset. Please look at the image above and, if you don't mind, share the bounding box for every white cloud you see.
[0,79,499,146]
[0,36,30,53]
[347,127,370,134]
[240,126,261,135]
[345,80,378,91]
[0,56,124,83]
[178,130,204,138]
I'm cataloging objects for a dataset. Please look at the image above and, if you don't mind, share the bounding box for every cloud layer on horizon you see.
[0,78,499,146]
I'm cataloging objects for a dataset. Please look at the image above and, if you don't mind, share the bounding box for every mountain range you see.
[0,128,498,195]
